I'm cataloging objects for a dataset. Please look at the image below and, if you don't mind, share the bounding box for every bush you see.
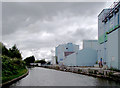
[108,72,113,76]
[1,42,27,83]
[109,67,120,72]
[2,56,26,77]
[89,70,93,74]
[96,61,98,64]
[0,42,22,59]
[24,56,35,65]
[78,69,82,73]
[94,70,98,74]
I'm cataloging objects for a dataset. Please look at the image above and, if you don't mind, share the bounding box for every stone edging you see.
[1,69,29,87]
[42,66,120,82]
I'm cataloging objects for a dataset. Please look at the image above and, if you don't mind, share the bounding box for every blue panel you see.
[76,48,97,66]
[60,58,63,61]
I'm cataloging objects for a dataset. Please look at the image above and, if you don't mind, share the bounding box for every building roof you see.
[83,40,98,42]
[98,9,111,17]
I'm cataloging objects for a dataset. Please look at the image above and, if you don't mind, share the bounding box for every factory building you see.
[63,40,98,66]
[83,40,98,50]
[55,43,79,64]
[51,56,56,65]
[98,1,120,70]
[64,48,97,66]
[55,1,120,70]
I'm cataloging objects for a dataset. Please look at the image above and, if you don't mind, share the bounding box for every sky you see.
[2,1,115,61]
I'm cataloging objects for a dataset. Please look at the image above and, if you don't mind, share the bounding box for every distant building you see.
[30,63,41,66]
[55,43,79,64]
[83,40,98,50]
[98,2,120,70]
[55,1,120,69]
[51,56,56,65]
[63,40,98,66]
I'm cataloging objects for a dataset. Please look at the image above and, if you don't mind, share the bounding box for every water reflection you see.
[9,67,120,86]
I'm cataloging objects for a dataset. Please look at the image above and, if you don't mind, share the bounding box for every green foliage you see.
[9,44,22,59]
[78,69,82,73]
[2,55,26,77]
[55,66,60,70]
[96,61,98,64]
[24,56,35,65]
[0,42,9,56]
[93,70,98,74]
[0,42,22,59]
[34,59,46,65]
[0,42,2,54]
[55,56,58,64]
[1,42,27,83]
[47,62,51,65]
[89,70,93,74]
[2,55,26,83]
[109,67,120,72]
[98,72,104,75]
[108,72,113,76]
[2,69,27,83]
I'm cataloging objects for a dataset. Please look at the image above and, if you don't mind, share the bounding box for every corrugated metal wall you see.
[107,29,119,69]
[64,48,97,66]
[55,43,79,64]
[98,7,120,69]
[64,53,76,66]
[83,40,98,50]
[76,48,97,66]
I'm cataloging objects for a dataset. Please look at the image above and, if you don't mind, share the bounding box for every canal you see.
[9,67,120,87]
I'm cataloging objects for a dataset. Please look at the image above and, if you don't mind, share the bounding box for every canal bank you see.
[8,67,120,86]
[42,65,120,82]
[1,68,29,87]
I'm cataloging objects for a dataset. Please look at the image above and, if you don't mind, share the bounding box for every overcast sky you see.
[2,1,113,60]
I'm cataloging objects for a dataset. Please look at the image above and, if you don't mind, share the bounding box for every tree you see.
[0,42,9,56]
[55,56,58,64]
[0,42,22,60]
[47,61,51,65]
[24,56,35,65]
[9,44,22,59]
[34,59,46,65]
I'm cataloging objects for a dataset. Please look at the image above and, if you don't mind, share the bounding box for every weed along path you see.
[8,67,120,87]
[2,68,28,87]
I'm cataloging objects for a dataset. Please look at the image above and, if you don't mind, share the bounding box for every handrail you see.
[102,1,120,22]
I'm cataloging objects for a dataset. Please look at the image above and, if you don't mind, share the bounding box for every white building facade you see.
[83,40,98,50]
[63,40,98,66]
[55,43,79,64]
[98,2,120,70]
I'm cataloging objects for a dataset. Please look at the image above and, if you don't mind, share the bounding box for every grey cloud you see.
[2,2,105,35]
[72,27,97,40]
[2,2,105,59]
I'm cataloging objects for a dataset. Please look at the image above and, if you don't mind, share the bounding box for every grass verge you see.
[2,68,28,83]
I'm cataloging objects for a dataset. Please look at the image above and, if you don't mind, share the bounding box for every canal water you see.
[9,67,120,86]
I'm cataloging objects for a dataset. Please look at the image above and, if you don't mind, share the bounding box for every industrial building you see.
[55,1,120,70]
[63,40,98,66]
[98,1,120,70]
[83,40,98,50]
[51,56,56,65]
[55,43,79,64]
